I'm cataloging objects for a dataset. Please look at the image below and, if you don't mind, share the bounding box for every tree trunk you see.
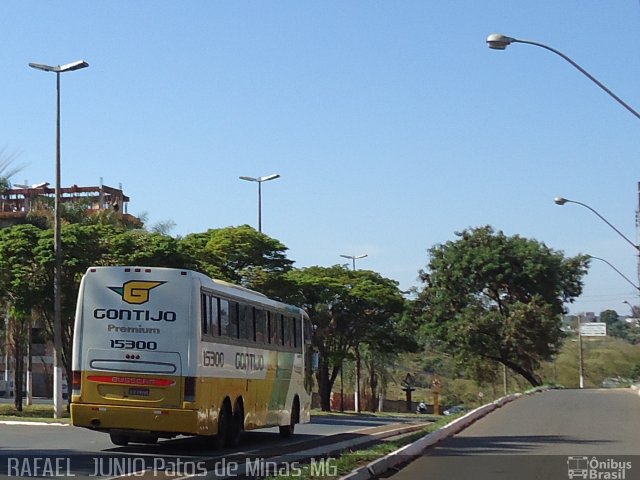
[354,346,361,412]
[26,319,32,406]
[13,341,23,411]
[501,359,542,387]
[369,364,378,413]
[316,356,331,411]
[64,316,78,410]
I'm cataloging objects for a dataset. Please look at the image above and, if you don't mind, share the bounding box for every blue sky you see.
[2,1,640,316]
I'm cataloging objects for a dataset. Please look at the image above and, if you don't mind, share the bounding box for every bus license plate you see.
[128,388,150,396]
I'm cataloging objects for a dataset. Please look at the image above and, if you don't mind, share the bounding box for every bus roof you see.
[85,265,305,316]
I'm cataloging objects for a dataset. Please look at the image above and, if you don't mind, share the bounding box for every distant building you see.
[0,182,138,227]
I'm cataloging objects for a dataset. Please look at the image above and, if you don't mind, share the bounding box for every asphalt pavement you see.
[378,388,640,480]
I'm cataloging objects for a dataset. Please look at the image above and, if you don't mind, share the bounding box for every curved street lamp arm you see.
[588,255,640,292]
[568,199,640,252]
[513,38,640,121]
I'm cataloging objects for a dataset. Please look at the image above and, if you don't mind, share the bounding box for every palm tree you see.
[0,148,25,193]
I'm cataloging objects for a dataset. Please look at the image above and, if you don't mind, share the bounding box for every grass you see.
[0,404,70,422]
[310,408,431,419]
[267,413,462,480]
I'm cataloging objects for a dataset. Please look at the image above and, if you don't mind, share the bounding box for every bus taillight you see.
[86,376,175,387]
[72,371,81,395]
[184,377,196,402]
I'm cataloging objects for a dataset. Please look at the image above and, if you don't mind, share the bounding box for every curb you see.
[340,392,528,480]
[0,420,68,426]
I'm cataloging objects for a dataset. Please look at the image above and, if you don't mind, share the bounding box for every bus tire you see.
[228,401,243,447]
[279,397,299,437]
[109,433,130,446]
[213,401,231,450]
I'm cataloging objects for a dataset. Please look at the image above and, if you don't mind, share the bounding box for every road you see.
[384,388,640,480]
[0,413,425,478]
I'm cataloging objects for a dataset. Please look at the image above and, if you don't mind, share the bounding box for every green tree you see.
[179,225,293,297]
[599,309,620,326]
[285,266,408,411]
[104,229,187,267]
[416,226,588,387]
[0,224,45,410]
[33,224,108,392]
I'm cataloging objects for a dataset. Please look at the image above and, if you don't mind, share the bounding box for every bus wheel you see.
[279,398,299,437]
[213,402,231,450]
[109,433,130,446]
[228,403,243,447]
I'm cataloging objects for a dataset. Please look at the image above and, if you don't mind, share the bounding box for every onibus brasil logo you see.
[567,456,632,479]
[108,280,166,305]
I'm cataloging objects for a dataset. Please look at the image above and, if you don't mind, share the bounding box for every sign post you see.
[431,375,442,416]
[580,322,607,337]
[577,320,607,388]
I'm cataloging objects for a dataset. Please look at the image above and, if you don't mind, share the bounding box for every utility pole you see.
[577,314,584,389]
[636,181,640,295]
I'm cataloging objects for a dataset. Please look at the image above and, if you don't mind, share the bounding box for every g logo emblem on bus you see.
[108,281,166,305]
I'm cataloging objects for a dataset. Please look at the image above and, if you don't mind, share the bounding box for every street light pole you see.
[338,253,367,412]
[555,196,640,294]
[486,33,640,121]
[339,254,368,271]
[554,197,640,252]
[554,196,640,287]
[239,174,280,233]
[29,60,89,419]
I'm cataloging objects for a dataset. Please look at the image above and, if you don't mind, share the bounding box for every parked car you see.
[443,405,467,416]
[601,377,621,388]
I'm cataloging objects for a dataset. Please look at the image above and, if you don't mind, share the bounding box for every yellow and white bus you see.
[71,266,313,447]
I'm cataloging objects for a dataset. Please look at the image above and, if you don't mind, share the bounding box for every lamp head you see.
[259,174,280,182]
[29,60,89,73]
[486,33,515,50]
[58,60,89,72]
[554,196,568,205]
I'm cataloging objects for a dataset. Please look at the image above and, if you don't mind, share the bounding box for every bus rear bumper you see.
[71,403,205,436]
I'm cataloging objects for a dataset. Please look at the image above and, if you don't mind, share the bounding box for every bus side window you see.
[255,309,266,343]
[279,314,286,346]
[219,299,229,337]
[210,296,219,336]
[291,316,298,349]
[246,306,256,342]
[283,316,292,348]
[303,316,312,344]
[239,304,255,341]
[229,301,239,339]
[201,293,208,335]
[292,316,299,350]
[270,312,280,345]
[266,311,272,344]
[238,303,247,340]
